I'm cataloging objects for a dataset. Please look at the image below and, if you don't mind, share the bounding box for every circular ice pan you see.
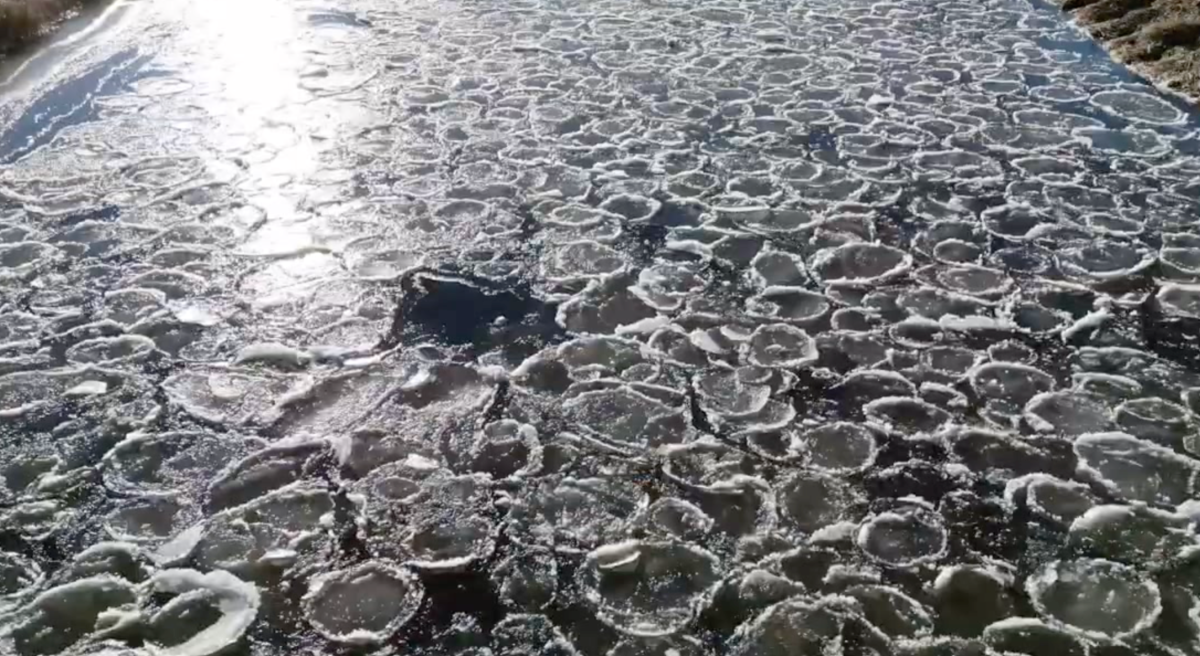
[775,471,865,534]
[103,497,200,545]
[103,431,265,497]
[970,362,1055,408]
[863,396,953,437]
[1005,474,1097,524]
[140,569,260,656]
[186,484,337,573]
[1056,241,1155,286]
[843,584,933,638]
[1067,504,1194,563]
[580,540,721,636]
[0,575,139,655]
[982,617,1089,656]
[491,549,558,612]
[744,324,817,369]
[506,477,648,554]
[561,384,690,454]
[1114,397,1196,451]
[745,289,831,325]
[0,551,43,612]
[796,422,878,473]
[1074,432,1199,506]
[730,595,890,656]
[1023,391,1114,436]
[303,561,423,645]
[1026,559,1161,639]
[857,501,948,567]
[1091,89,1186,126]
[810,242,912,287]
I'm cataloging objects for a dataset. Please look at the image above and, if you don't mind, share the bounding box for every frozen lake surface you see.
[0,0,1200,654]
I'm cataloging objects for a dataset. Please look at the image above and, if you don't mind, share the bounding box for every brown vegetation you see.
[1059,0,1200,99]
[0,0,100,55]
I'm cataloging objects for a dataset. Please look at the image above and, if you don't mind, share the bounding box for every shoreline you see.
[1058,0,1200,102]
[0,0,103,55]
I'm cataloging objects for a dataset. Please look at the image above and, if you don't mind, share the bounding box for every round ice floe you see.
[745,324,817,368]
[1023,391,1113,436]
[542,241,627,282]
[66,335,158,365]
[380,473,496,572]
[982,617,1088,656]
[303,562,422,645]
[933,566,1016,637]
[556,273,658,335]
[557,336,647,378]
[103,431,264,497]
[0,575,139,655]
[1027,559,1160,639]
[1,499,74,540]
[491,549,557,611]
[580,540,720,636]
[608,634,709,656]
[190,484,336,573]
[507,477,647,553]
[635,497,714,542]
[1115,397,1196,451]
[1032,85,1089,103]
[104,497,198,544]
[845,584,933,638]
[1073,372,1142,401]
[921,346,983,381]
[857,502,947,566]
[630,263,707,312]
[913,150,1002,182]
[0,551,42,610]
[990,245,1055,276]
[1075,127,1168,158]
[1074,432,1199,505]
[466,420,542,479]
[730,595,890,656]
[864,397,952,437]
[750,249,808,289]
[970,362,1055,408]
[1006,475,1096,524]
[600,194,662,223]
[695,369,772,419]
[1056,241,1155,285]
[797,422,878,473]
[0,241,60,271]
[141,569,259,656]
[1092,89,1185,126]
[0,368,123,417]
[745,289,830,325]
[1012,155,1084,180]
[162,367,298,426]
[775,471,864,534]
[810,243,912,287]
[645,327,708,368]
[206,439,335,512]
[980,204,1056,241]
[838,369,917,403]
[562,384,689,453]
[1085,212,1143,237]
[1068,504,1194,562]
[1157,283,1200,319]
[928,264,1012,298]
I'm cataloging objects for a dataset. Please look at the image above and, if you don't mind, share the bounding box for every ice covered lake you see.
[0,0,1199,654]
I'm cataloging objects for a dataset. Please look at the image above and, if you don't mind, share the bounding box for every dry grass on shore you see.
[1061,0,1200,99]
[0,0,98,54]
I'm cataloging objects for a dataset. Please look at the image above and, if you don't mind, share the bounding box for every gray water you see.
[0,0,1199,654]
